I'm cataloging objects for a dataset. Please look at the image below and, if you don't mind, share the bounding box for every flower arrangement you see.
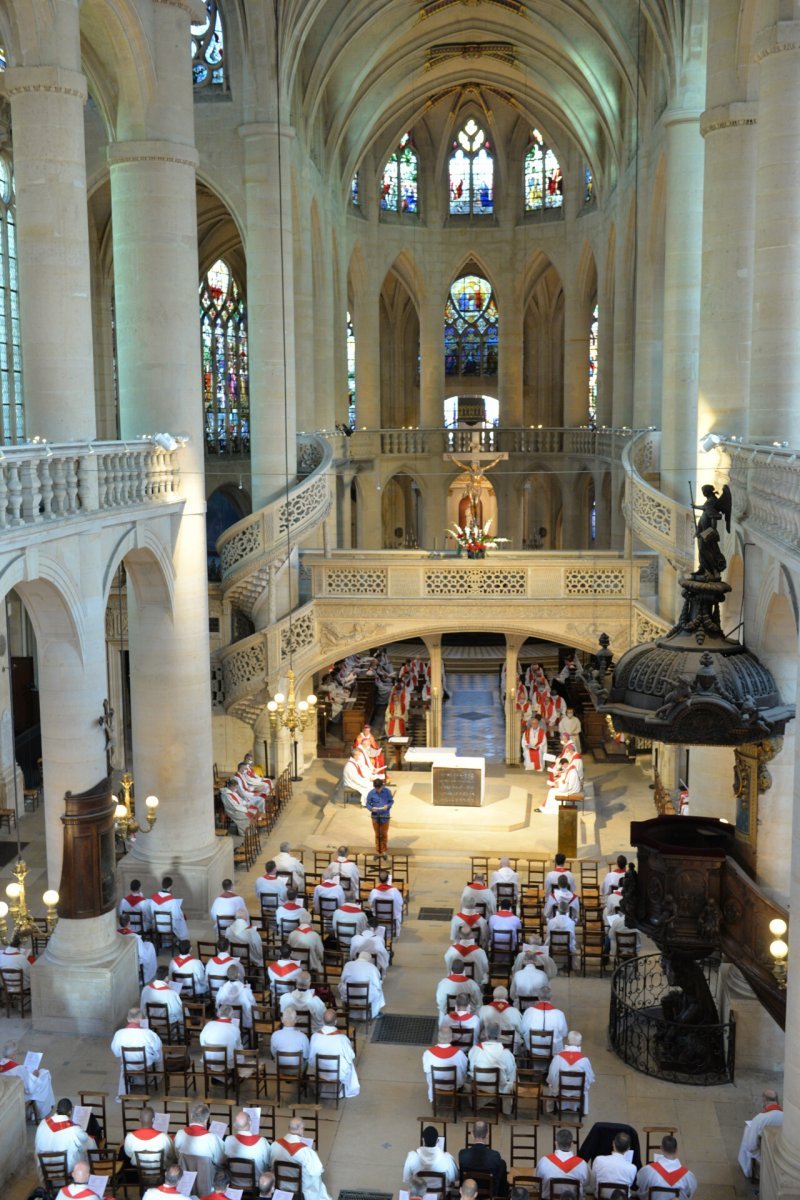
[445,519,508,558]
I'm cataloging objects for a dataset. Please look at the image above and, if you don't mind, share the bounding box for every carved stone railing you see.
[0,440,181,530]
[354,426,638,460]
[718,439,800,563]
[217,434,335,615]
[622,430,695,569]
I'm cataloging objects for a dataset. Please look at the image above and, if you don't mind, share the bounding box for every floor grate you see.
[371,1014,438,1045]
[418,906,453,921]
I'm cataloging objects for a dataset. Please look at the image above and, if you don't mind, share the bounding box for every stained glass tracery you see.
[192,0,224,91]
[588,302,599,424]
[200,259,249,455]
[444,274,498,377]
[380,133,418,213]
[0,154,22,443]
[449,119,494,216]
[347,311,356,426]
[524,128,563,211]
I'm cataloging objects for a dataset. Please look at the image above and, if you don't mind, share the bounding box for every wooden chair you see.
[489,930,517,972]
[417,1170,448,1200]
[508,1121,539,1184]
[553,1070,586,1121]
[580,928,607,977]
[417,1116,449,1148]
[597,1185,630,1200]
[38,1152,69,1193]
[134,1149,166,1193]
[643,1127,677,1161]
[344,979,372,1025]
[201,1043,235,1096]
[260,893,280,929]
[580,861,600,888]
[550,1123,583,1151]
[0,968,31,1017]
[464,1119,495,1147]
[215,913,236,938]
[274,1049,306,1104]
[471,1066,502,1118]
[227,1156,258,1195]
[614,930,639,967]
[431,1063,462,1121]
[526,1029,555,1078]
[79,1090,109,1148]
[234,1047,268,1104]
[274,1159,303,1196]
[120,1094,148,1137]
[196,939,218,964]
[317,895,340,934]
[461,1169,497,1200]
[549,930,574,975]
[182,1001,207,1047]
[647,1190,682,1200]
[512,1067,542,1119]
[311,1052,343,1106]
[372,897,399,937]
[334,920,358,956]
[87,1148,122,1191]
[551,1178,583,1200]
[277,916,302,939]
[121,1045,160,1093]
[162,1044,196,1095]
[152,910,177,953]
[495,882,518,912]
[145,1000,182,1045]
[289,1106,320,1145]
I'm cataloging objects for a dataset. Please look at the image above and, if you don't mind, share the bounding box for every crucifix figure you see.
[444,431,508,528]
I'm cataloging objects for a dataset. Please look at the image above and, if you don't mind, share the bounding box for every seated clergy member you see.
[267,943,303,993]
[228,906,265,966]
[436,958,482,1019]
[242,752,273,797]
[209,879,242,926]
[149,876,188,940]
[543,877,580,921]
[275,888,313,934]
[488,902,522,945]
[545,1031,595,1114]
[216,964,256,1030]
[601,854,628,896]
[313,871,345,912]
[288,920,326,974]
[54,1158,101,1200]
[110,1008,163,1099]
[460,872,497,917]
[119,879,151,931]
[170,940,208,996]
[142,1164,198,1200]
[444,927,489,986]
[270,1006,310,1064]
[231,761,266,813]
[520,984,569,1053]
[278,972,327,1033]
[255,861,288,905]
[510,952,549,1003]
[589,1131,637,1193]
[458,1119,508,1198]
[422,1025,469,1101]
[545,901,579,968]
[468,1021,517,1095]
[328,845,360,896]
[636,1135,697,1200]
[200,1003,242,1066]
[201,1168,232,1200]
[35,1099,97,1171]
[124,1104,175,1165]
[444,994,481,1046]
[490,856,520,901]
[174,1101,225,1168]
[142,964,185,1031]
[332,898,370,939]
[403,1124,458,1186]
[368,869,404,929]
[350,922,391,973]
[256,1172,276,1200]
[0,1039,56,1118]
[308,1007,360,1098]
[274,842,306,892]
[545,853,577,893]
[739,1089,784,1177]
[118,911,157,982]
[224,1108,271,1175]
[205,937,245,992]
[536,1128,589,1199]
[271,1116,332,1200]
[339,950,386,1018]
[478,986,523,1047]
[450,895,489,948]
[512,935,557,979]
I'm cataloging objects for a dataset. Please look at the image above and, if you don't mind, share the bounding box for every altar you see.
[432,755,485,807]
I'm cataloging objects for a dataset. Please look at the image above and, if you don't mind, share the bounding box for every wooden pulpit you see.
[57,775,117,919]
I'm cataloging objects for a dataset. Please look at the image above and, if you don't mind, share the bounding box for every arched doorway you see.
[382,473,422,547]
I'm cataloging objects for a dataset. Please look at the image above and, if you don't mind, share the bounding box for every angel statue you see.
[691,484,731,581]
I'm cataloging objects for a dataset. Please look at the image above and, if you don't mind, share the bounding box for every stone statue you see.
[98,698,115,776]
[697,898,722,943]
[449,452,505,526]
[691,484,731,581]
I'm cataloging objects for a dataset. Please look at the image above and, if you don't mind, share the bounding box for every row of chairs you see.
[468,857,626,890]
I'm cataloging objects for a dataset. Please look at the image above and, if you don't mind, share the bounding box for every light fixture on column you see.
[113,771,159,839]
[4,859,58,939]
[769,917,788,989]
[266,670,317,734]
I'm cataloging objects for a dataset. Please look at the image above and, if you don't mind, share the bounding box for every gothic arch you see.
[102,528,175,615]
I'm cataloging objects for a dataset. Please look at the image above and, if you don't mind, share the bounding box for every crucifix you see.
[444,430,508,528]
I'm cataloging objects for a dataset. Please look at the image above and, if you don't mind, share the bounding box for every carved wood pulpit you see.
[57,775,117,918]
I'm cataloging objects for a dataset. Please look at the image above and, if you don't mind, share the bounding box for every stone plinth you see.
[0,1076,26,1189]
[117,835,234,919]
[31,914,139,1036]
[760,1125,800,1200]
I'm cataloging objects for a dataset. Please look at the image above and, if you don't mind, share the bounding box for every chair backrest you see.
[127,908,145,935]
[276,1050,304,1078]
[463,1169,496,1200]
[153,910,174,934]
[430,1064,458,1092]
[121,1045,148,1073]
[464,1119,493,1147]
[615,930,638,958]
[145,1001,174,1040]
[417,1170,447,1200]
[643,1127,677,1162]
[418,1116,448,1148]
[178,1150,215,1196]
[201,1043,230,1075]
[278,917,301,938]
[38,1151,69,1190]
[318,895,339,923]
[228,1156,257,1189]
[345,980,370,1012]
[336,921,358,948]
[0,967,28,996]
[597,1185,630,1200]
[134,1148,165,1188]
[527,1028,555,1064]
[313,1052,342,1093]
[549,931,572,956]
[196,940,217,964]
[509,1120,538,1167]
[551,1178,582,1200]
[172,970,197,998]
[647,1189,682,1200]
[556,1069,586,1107]
[216,913,236,937]
[372,898,396,929]
[472,1066,501,1095]
[79,1090,108,1146]
[274,1158,303,1194]
[495,883,517,908]
[450,1023,475,1049]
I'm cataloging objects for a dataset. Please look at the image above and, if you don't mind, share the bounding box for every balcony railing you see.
[347,425,639,460]
[0,440,181,530]
[718,438,800,561]
[622,430,695,569]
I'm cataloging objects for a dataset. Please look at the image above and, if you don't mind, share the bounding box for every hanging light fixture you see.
[113,771,159,839]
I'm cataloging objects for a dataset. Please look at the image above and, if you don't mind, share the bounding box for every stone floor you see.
[0,747,780,1199]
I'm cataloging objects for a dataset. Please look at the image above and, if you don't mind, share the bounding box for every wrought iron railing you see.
[609,953,735,1085]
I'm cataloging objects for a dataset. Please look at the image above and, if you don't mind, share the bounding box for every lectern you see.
[557,796,582,857]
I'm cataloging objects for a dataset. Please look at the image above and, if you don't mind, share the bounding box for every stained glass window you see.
[524,128,563,211]
[192,0,224,91]
[351,173,359,207]
[380,133,418,213]
[444,275,498,377]
[200,259,249,455]
[347,311,356,426]
[584,167,594,204]
[0,156,22,443]
[0,48,6,71]
[449,119,494,216]
[588,303,599,424]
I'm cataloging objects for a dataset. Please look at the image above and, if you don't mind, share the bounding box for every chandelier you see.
[267,669,317,734]
[0,859,59,939]
[114,772,159,839]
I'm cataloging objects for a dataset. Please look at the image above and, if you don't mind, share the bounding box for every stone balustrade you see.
[0,439,180,529]
[719,439,800,563]
[359,425,638,459]
[623,429,696,569]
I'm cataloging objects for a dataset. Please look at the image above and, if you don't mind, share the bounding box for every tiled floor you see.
[0,752,781,1199]
[442,671,505,761]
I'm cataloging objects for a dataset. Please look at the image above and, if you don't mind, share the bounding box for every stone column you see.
[659,109,706,500]
[239,124,298,506]
[749,22,800,447]
[423,636,443,747]
[504,635,525,765]
[419,289,445,429]
[499,302,524,427]
[354,281,381,429]
[5,55,97,441]
[109,0,231,914]
[563,289,590,427]
[612,227,634,430]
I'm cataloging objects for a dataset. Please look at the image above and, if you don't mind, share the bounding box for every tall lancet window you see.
[524,128,563,211]
[449,119,494,215]
[200,260,249,455]
[347,311,356,426]
[588,303,599,424]
[0,154,22,443]
[192,1,225,91]
[444,275,498,377]
[380,133,418,213]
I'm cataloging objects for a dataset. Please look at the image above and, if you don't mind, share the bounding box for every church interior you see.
[0,0,798,1198]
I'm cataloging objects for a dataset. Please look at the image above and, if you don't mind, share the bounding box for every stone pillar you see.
[239,124,298,506]
[659,109,706,501]
[423,636,443,746]
[563,290,589,427]
[612,228,634,429]
[504,635,525,765]
[354,282,381,429]
[6,53,97,441]
[749,22,800,447]
[109,0,232,914]
[419,289,445,429]
[499,302,524,427]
